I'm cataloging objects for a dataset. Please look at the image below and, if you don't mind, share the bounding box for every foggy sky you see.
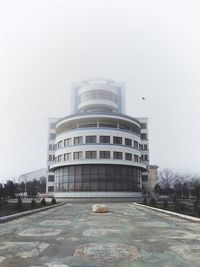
[0,0,200,182]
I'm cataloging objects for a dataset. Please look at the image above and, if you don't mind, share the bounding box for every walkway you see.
[0,202,200,267]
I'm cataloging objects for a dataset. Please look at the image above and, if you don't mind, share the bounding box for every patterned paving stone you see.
[82,229,122,237]
[18,228,62,236]
[0,257,5,263]
[170,244,200,261]
[1,202,200,267]
[39,220,71,226]
[0,242,49,259]
[31,263,69,267]
[74,243,141,262]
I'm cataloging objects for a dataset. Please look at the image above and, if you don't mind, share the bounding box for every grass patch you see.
[0,202,54,218]
[143,202,200,218]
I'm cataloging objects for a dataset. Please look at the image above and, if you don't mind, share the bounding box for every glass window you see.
[54,165,142,193]
[58,141,63,149]
[144,144,148,150]
[74,136,83,145]
[99,136,110,144]
[49,122,56,129]
[73,151,83,160]
[58,155,62,162]
[100,151,110,159]
[134,155,139,162]
[64,153,71,161]
[142,175,148,182]
[125,153,132,161]
[53,144,57,150]
[48,186,54,192]
[86,136,96,144]
[49,144,53,150]
[144,154,148,161]
[141,133,147,140]
[134,141,139,149]
[125,138,132,147]
[113,151,123,160]
[48,175,54,182]
[49,133,56,140]
[64,138,72,147]
[90,183,98,190]
[141,123,147,129]
[113,136,122,144]
[85,151,97,159]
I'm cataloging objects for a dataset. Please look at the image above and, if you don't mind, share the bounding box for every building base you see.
[53,191,143,198]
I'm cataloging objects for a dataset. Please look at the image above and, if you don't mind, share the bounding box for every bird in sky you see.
[142,97,146,100]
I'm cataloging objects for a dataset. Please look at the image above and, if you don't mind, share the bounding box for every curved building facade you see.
[47,79,149,197]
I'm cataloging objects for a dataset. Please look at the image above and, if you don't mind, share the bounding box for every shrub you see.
[149,197,157,206]
[16,196,23,210]
[198,207,200,217]
[163,199,168,208]
[40,198,46,206]
[51,197,56,205]
[174,202,185,212]
[143,197,147,205]
[3,199,8,206]
[31,199,37,209]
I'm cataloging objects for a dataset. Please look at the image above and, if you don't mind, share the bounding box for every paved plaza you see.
[0,202,200,267]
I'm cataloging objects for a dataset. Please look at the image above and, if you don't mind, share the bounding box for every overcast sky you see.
[0,0,200,182]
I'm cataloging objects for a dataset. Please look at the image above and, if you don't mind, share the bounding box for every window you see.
[48,175,54,182]
[113,136,122,144]
[144,144,148,150]
[48,186,54,192]
[49,122,56,129]
[53,144,57,150]
[73,151,83,160]
[125,138,132,147]
[80,90,118,104]
[125,153,132,161]
[74,136,83,145]
[139,144,143,150]
[99,135,110,144]
[134,141,138,149]
[134,155,139,162]
[86,136,96,144]
[48,154,55,161]
[64,153,71,161]
[144,154,148,161]
[141,123,147,129]
[100,151,110,159]
[86,151,97,159]
[58,141,63,149]
[113,151,123,160]
[49,144,53,150]
[49,133,56,140]
[142,175,148,182]
[64,138,72,147]
[58,155,62,162]
[141,133,147,140]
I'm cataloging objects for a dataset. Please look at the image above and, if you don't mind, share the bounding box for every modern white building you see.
[47,79,149,197]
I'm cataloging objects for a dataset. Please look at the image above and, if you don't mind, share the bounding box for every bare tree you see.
[158,169,175,191]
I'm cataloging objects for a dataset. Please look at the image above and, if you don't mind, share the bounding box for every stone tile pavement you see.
[0,202,200,267]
